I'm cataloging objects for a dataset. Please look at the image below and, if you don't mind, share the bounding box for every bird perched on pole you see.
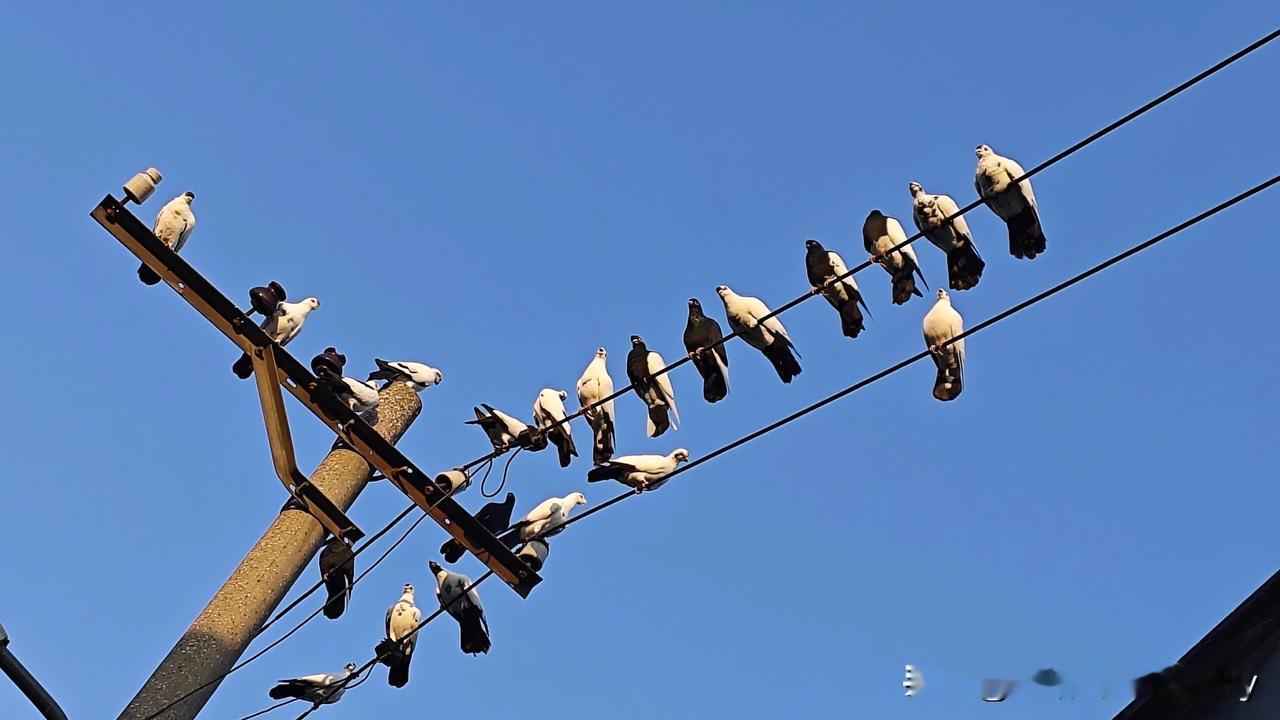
[715,285,801,383]
[498,493,587,547]
[587,449,690,492]
[138,191,195,285]
[317,538,355,620]
[268,662,357,704]
[367,359,442,391]
[576,348,617,463]
[429,561,491,655]
[533,389,577,467]
[910,181,984,291]
[862,210,927,305]
[231,298,320,379]
[375,584,420,688]
[683,299,729,403]
[974,144,1047,260]
[922,289,966,401]
[627,336,680,437]
[804,239,870,339]
[439,493,515,563]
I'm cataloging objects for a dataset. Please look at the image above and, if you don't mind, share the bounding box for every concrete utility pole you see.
[117,382,421,720]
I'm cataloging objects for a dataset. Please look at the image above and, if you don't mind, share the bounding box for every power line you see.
[451,24,1280,473]
[236,698,299,720]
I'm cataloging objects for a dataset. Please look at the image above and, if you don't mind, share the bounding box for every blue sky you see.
[2,3,1279,719]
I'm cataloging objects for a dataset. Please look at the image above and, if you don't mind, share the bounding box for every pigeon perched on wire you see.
[804,239,870,339]
[715,285,801,383]
[138,191,195,285]
[684,299,729,403]
[863,210,927,305]
[439,493,515,563]
[922,289,966,401]
[429,561,491,655]
[367,359,442,391]
[576,348,617,463]
[268,662,357,704]
[498,493,587,547]
[587,449,690,492]
[627,336,680,438]
[974,144,1046,260]
[374,583,420,688]
[318,538,355,620]
[910,182,984,291]
[231,298,320,379]
[533,389,578,467]
[466,404,544,451]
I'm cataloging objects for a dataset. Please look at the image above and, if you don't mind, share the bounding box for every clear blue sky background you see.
[2,3,1278,718]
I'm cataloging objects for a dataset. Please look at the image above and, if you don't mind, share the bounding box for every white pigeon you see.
[368,359,443,391]
[587,449,690,492]
[232,298,321,379]
[974,144,1046,260]
[139,191,196,285]
[379,583,421,688]
[804,239,869,339]
[922,289,966,401]
[428,561,491,655]
[862,210,928,305]
[466,404,541,451]
[576,348,616,463]
[533,388,578,468]
[501,492,588,544]
[340,377,381,413]
[715,285,802,383]
[269,662,357,704]
[909,181,985,291]
[626,336,680,438]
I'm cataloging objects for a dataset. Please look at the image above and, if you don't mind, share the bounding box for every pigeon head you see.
[344,662,358,673]
[936,288,950,301]
[908,181,924,196]
[688,298,704,315]
[714,285,730,297]
[975,144,993,158]
[630,335,644,347]
[428,561,443,577]
[595,347,607,359]
[557,390,568,401]
[867,209,883,218]
[432,368,444,385]
[671,448,691,463]
[301,297,320,313]
[566,492,587,506]
[182,191,196,203]
[401,583,414,596]
[805,239,822,251]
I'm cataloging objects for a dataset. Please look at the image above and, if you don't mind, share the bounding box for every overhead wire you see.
[448,24,1280,473]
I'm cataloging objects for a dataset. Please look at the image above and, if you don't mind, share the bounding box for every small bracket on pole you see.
[251,343,364,543]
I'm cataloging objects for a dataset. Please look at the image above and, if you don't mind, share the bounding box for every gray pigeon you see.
[269,662,357,703]
[430,561,491,655]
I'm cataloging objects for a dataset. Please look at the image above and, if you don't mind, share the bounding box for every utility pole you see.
[118,381,420,720]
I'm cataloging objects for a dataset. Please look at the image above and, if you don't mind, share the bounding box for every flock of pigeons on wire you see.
[137,142,1047,705]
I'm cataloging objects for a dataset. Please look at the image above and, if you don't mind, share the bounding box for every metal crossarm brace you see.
[90,194,541,597]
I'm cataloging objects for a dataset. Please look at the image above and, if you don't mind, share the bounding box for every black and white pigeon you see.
[576,348,617,463]
[465,404,542,451]
[439,492,516,563]
[533,389,577,467]
[804,239,870,339]
[269,662,357,703]
[909,182,985,291]
[683,299,729,403]
[374,583,421,688]
[587,449,690,492]
[498,493,587,547]
[318,538,355,620]
[339,377,380,414]
[715,285,802,383]
[231,298,320,379]
[974,144,1046,260]
[429,561,491,655]
[922,289,966,401]
[138,191,195,285]
[627,336,680,438]
[862,210,927,305]
[367,359,442,391]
